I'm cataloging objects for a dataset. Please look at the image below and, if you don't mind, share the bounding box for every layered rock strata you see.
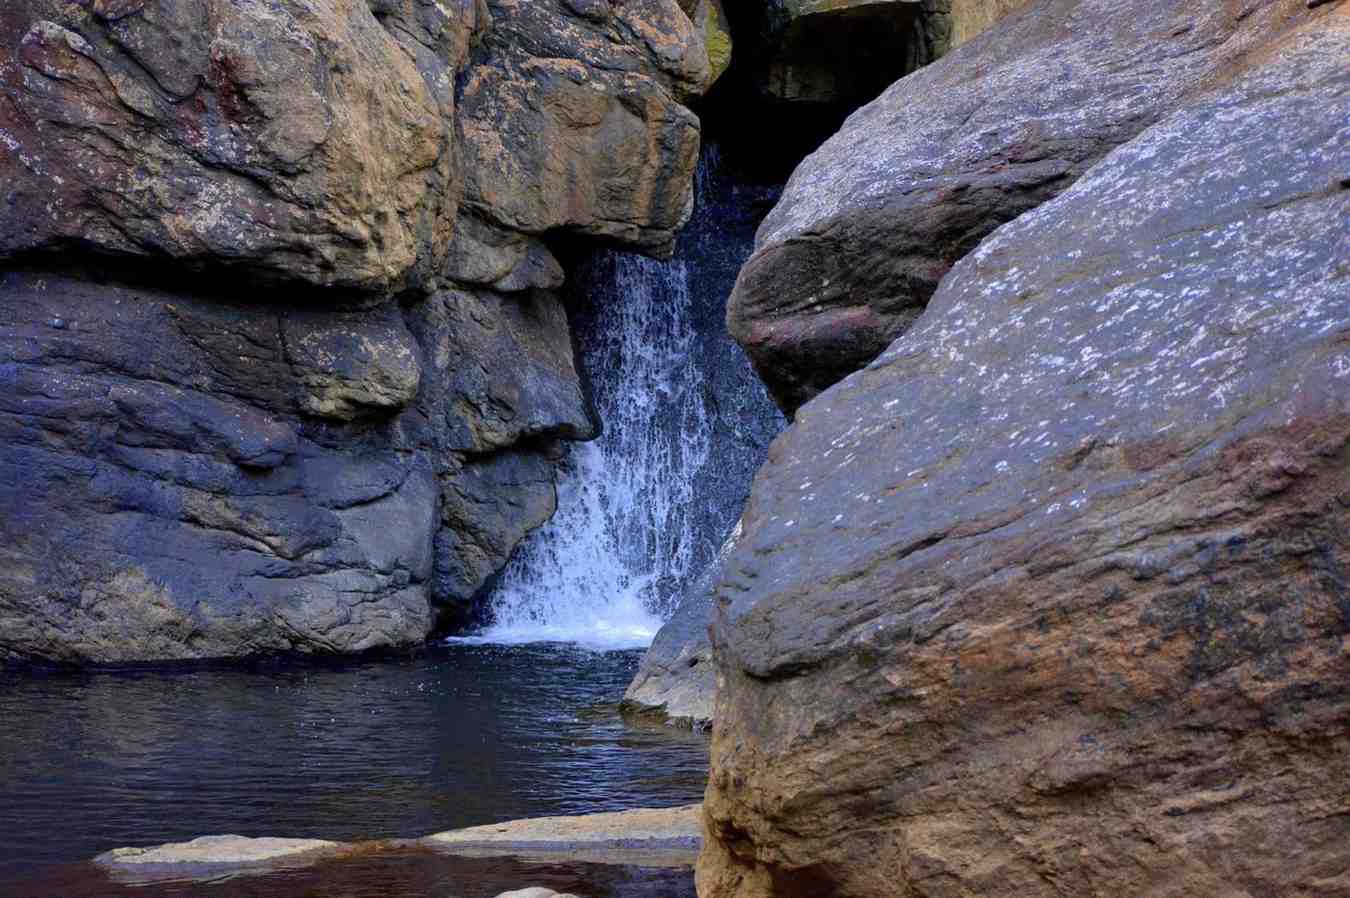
[0,0,712,661]
[700,5,1350,896]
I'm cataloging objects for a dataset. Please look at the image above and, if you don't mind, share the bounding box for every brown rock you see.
[699,8,1350,896]
[0,0,454,291]
[455,0,707,259]
[950,0,1032,46]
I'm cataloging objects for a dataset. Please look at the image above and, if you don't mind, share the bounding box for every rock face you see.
[456,0,710,260]
[0,0,713,662]
[622,529,728,729]
[0,0,462,292]
[700,6,1350,897]
[728,0,1317,414]
[950,0,1032,47]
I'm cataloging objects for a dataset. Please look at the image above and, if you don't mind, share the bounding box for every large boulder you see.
[700,7,1350,897]
[0,0,464,292]
[0,267,591,662]
[729,0,1311,414]
[456,0,708,259]
[0,0,715,662]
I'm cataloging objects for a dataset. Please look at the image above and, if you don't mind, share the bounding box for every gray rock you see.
[701,8,1350,897]
[623,524,742,730]
[0,267,587,662]
[0,0,715,662]
[97,831,342,869]
[729,0,1314,413]
[284,304,422,421]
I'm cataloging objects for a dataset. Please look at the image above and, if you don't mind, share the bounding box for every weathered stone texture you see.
[457,0,707,258]
[730,0,1315,414]
[0,0,713,661]
[700,7,1350,896]
[0,0,460,291]
[950,0,1031,46]
[0,268,591,662]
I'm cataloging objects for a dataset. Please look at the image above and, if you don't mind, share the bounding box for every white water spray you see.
[465,252,713,650]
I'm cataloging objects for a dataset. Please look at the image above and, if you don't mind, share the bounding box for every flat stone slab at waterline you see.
[93,805,703,878]
[422,804,703,866]
[96,834,351,880]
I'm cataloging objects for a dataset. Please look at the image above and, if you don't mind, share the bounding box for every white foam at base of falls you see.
[458,252,712,651]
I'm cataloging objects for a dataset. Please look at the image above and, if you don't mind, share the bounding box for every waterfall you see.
[470,255,710,649]
[458,148,783,651]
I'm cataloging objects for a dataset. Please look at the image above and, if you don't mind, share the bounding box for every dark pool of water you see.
[0,643,708,895]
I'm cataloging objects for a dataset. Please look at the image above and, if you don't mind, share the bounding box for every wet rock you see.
[434,448,562,615]
[730,0,1316,413]
[700,8,1350,897]
[623,525,743,730]
[98,835,343,868]
[426,804,703,866]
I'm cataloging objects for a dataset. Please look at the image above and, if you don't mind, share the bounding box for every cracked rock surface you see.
[700,5,1350,896]
[0,0,712,662]
[729,0,1323,414]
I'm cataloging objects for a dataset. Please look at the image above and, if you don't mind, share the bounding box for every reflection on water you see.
[0,644,708,894]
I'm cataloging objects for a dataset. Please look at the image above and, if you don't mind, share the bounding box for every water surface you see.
[0,644,708,893]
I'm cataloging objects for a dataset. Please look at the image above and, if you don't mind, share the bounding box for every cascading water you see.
[462,148,784,650]
[474,256,711,648]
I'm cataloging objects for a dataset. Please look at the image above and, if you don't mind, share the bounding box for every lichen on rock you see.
[699,5,1350,895]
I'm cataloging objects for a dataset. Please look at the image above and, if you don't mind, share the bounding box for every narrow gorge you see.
[1,1,1347,897]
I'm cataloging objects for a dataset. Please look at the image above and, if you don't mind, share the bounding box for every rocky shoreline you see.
[94,805,704,891]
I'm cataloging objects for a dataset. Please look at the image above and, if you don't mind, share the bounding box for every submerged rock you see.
[700,6,1350,896]
[729,0,1319,413]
